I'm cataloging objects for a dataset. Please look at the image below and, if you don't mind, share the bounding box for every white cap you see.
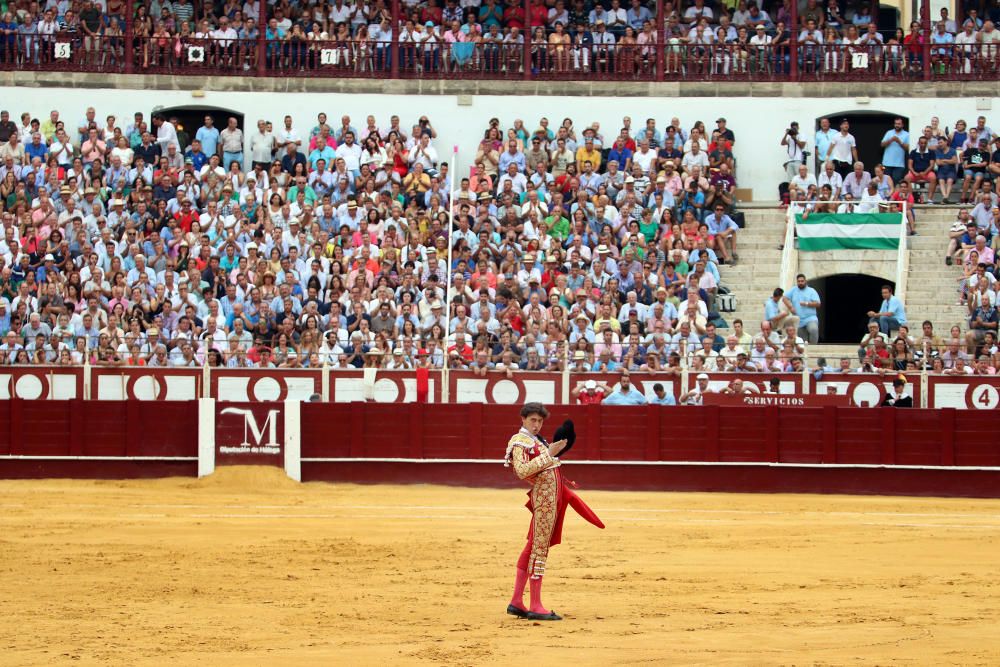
[585,379,597,390]
[697,373,709,380]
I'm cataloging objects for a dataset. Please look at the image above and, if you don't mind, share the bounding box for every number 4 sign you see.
[965,384,1000,409]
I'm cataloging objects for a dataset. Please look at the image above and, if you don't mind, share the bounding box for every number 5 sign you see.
[54,43,71,59]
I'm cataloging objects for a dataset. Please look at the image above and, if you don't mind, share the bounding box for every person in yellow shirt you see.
[591,303,621,333]
[39,110,60,143]
[575,136,602,172]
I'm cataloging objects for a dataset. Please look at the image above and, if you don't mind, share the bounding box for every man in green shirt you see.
[286,175,318,207]
[544,205,570,241]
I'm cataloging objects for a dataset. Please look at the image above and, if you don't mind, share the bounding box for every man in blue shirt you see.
[307,137,336,171]
[627,0,652,29]
[785,273,821,344]
[704,204,739,264]
[649,382,677,405]
[195,116,220,158]
[933,141,958,204]
[184,139,209,171]
[905,135,938,203]
[814,117,837,174]
[602,372,648,405]
[25,132,48,162]
[764,287,800,333]
[880,117,910,185]
[867,284,907,335]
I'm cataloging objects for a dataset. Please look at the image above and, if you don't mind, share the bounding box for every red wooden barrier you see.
[296,403,1000,468]
[3,400,999,496]
[297,403,1000,497]
[7,400,199,458]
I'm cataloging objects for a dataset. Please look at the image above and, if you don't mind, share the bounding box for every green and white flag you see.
[795,213,902,251]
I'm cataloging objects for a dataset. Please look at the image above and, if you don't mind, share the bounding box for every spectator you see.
[841,160,872,200]
[785,273,821,344]
[789,162,817,196]
[961,137,991,204]
[825,119,857,178]
[781,122,807,182]
[219,117,244,170]
[867,284,907,335]
[764,287,799,331]
[571,378,610,403]
[965,291,999,355]
[934,136,959,204]
[679,372,713,405]
[649,382,676,405]
[817,161,843,199]
[879,117,910,186]
[602,371,647,404]
[904,135,938,203]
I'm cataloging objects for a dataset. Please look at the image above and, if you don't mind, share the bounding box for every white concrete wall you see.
[8,86,995,197]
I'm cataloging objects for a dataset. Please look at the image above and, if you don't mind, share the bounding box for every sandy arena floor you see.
[2,466,999,666]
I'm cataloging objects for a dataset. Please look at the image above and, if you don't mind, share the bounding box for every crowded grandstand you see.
[0,0,998,397]
[0,0,998,79]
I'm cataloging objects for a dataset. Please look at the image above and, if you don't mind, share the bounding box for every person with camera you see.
[781,122,808,182]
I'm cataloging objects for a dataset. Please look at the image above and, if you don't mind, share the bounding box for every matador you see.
[504,402,604,621]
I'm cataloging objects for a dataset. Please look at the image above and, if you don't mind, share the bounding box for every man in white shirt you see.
[855,180,885,213]
[605,0,628,37]
[681,142,709,174]
[48,129,74,167]
[249,119,275,169]
[152,113,179,152]
[496,162,528,195]
[211,16,238,62]
[980,20,1000,60]
[790,163,817,195]
[817,161,844,199]
[683,0,713,25]
[328,0,353,24]
[335,131,363,176]
[276,115,301,149]
[632,138,655,173]
[827,119,858,177]
[954,21,978,73]
[408,135,438,176]
[781,122,807,181]
[750,25,772,71]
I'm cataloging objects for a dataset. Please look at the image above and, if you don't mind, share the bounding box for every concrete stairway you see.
[720,202,969,361]
[719,205,786,332]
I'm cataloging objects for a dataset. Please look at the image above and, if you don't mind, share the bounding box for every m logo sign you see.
[215,402,285,466]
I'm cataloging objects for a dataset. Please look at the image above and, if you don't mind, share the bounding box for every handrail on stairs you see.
[779,205,797,292]
[894,201,909,302]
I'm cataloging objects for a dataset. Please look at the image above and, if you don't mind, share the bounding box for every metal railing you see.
[3,34,998,82]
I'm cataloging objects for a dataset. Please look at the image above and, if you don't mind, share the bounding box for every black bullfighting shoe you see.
[506,604,529,618]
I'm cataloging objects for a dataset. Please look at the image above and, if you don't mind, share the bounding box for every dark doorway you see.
[814,111,906,176]
[813,274,894,344]
[153,105,244,152]
[876,5,900,40]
